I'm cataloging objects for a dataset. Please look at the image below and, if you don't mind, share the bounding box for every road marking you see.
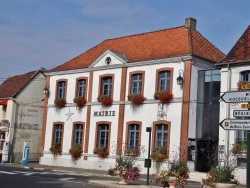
[0,171,17,174]
[58,177,76,181]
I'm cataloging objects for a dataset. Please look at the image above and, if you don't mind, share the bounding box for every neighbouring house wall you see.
[11,73,45,162]
[219,65,250,185]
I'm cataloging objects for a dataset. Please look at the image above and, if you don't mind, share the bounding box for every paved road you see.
[0,165,104,188]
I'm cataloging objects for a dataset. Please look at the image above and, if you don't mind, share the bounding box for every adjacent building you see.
[0,70,46,162]
[40,18,225,173]
[216,24,250,185]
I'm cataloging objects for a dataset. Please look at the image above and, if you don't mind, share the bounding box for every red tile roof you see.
[218,25,250,64]
[52,26,225,72]
[0,71,38,99]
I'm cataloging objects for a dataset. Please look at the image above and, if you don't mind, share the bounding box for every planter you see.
[118,178,128,185]
[216,182,237,188]
[203,183,237,188]
[163,176,177,188]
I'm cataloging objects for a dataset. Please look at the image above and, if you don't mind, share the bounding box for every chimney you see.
[185,17,197,30]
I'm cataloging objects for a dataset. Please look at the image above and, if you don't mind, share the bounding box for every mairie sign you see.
[220,119,250,130]
[220,91,250,103]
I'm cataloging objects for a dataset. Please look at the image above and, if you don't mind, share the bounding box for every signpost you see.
[221,91,250,103]
[221,91,250,188]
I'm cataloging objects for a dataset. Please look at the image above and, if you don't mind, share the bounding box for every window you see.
[241,71,250,81]
[57,81,66,99]
[131,74,142,94]
[76,79,86,97]
[53,124,63,145]
[73,124,83,145]
[101,77,112,96]
[128,124,139,148]
[155,124,168,147]
[158,71,171,91]
[98,124,109,148]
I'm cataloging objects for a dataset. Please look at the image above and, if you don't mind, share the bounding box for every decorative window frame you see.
[125,121,142,155]
[71,121,85,150]
[94,121,111,150]
[128,71,145,96]
[51,122,64,148]
[151,120,171,158]
[155,68,173,93]
[98,74,115,99]
[75,77,88,98]
[55,79,68,100]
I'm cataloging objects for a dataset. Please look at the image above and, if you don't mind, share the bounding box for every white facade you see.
[41,52,214,174]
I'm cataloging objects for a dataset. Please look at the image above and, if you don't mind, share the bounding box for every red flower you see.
[97,95,113,107]
[154,90,173,104]
[54,98,66,108]
[73,96,87,108]
[127,94,146,106]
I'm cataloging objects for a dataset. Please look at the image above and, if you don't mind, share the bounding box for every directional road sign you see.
[220,91,250,103]
[220,119,250,130]
[233,110,250,117]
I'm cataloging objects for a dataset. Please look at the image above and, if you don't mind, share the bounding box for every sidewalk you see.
[1,162,246,188]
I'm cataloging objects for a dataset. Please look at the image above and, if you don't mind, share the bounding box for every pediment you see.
[89,50,128,68]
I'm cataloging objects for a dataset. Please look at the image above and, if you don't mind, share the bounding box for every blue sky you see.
[0,0,249,83]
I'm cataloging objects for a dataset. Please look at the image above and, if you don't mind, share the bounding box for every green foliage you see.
[49,143,62,156]
[69,144,83,160]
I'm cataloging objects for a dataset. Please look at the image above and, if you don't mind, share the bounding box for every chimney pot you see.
[185,17,197,30]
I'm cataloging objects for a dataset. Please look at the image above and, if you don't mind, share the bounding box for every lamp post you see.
[145,127,152,186]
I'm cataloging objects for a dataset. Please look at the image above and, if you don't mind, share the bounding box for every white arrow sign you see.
[220,119,250,130]
[220,91,250,103]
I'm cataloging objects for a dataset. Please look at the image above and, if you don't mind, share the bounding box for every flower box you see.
[125,147,139,157]
[73,96,87,108]
[231,141,247,155]
[237,81,250,91]
[127,94,146,106]
[154,90,173,104]
[93,147,109,159]
[54,98,66,108]
[69,144,83,160]
[97,95,113,107]
[151,147,168,162]
[49,143,62,156]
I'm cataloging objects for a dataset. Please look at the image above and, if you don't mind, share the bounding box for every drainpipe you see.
[9,98,19,163]
[226,63,231,158]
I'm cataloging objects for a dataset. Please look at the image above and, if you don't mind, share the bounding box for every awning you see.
[0,100,8,106]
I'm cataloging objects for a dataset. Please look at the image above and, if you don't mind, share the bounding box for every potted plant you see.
[97,95,113,107]
[73,96,87,108]
[69,144,83,160]
[151,146,168,162]
[155,160,189,187]
[231,141,247,156]
[54,98,66,108]
[201,164,237,188]
[108,155,141,184]
[154,90,173,104]
[49,143,62,156]
[127,93,146,106]
[93,146,109,159]
[237,81,250,91]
